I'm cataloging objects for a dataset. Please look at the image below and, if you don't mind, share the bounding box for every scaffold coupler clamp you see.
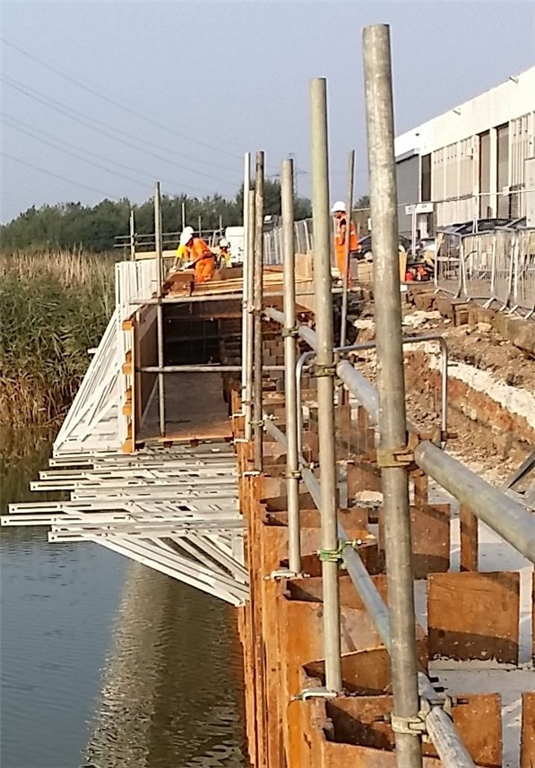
[318,538,365,564]
[266,568,308,581]
[375,440,415,470]
[390,712,428,739]
[286,468,302,480]
[282,326,299,338]
[312,362,337,378]
[291,687,338,703]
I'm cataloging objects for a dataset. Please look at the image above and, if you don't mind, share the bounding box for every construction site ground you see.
[352,289,535,485]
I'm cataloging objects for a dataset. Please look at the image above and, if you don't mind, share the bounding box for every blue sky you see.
[1,0,534,222]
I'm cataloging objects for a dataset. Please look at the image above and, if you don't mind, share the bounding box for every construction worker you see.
[216,238,232,268]
[331,201,358,284]
[175,226,215,283]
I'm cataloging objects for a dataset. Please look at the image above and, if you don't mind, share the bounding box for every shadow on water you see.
[0,428,247,768]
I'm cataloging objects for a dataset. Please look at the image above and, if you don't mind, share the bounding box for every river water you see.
[0,431,247,768]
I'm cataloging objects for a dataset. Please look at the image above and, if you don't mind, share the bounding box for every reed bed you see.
[0,250,117,427]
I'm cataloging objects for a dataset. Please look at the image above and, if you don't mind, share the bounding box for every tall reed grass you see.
[0,250,116,426]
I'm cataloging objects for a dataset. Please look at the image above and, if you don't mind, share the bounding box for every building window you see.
[496,123,510,218]
[421,154,431,201]
[479,131,491,218]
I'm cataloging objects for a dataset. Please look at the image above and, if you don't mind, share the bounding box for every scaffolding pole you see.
[244,190,256,441]
[154,182,166,437]
[281,157,301,574]
[241,153,251,417]
[339,149,355,349]
[363,24,422,767]
[253,151,265,470]
[310,77,342,693]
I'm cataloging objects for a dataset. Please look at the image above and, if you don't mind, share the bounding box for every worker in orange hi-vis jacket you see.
[175,226,216,283]
[331,201,358,285]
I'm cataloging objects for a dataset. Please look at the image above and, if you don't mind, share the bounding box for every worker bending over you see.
[331,201,358,284]
[175,226,215,283]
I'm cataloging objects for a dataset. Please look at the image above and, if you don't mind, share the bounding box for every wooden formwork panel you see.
[428,571,520,663]
[378,504,451,578]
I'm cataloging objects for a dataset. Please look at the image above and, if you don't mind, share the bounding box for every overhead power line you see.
[3,117,153,190]
[2,75,238,190]
[2,114,226,197]
[2,37,244,162]
[1,151,113,197]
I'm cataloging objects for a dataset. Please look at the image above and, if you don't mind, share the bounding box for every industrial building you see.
[395,66,535,235]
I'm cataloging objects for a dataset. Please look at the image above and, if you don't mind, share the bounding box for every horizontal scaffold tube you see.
[264,306,535,566]
[414,441,535,562]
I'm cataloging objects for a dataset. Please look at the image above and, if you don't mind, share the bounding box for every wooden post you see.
[459,503,478,571]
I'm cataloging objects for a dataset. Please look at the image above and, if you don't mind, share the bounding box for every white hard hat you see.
[219,238,229,248]
[331,201,346,214]
[179,227,194,246]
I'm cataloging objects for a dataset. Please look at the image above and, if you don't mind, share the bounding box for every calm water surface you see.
[0,431,247,768]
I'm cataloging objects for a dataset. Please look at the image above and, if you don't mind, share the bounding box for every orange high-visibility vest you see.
[335,217,358,256]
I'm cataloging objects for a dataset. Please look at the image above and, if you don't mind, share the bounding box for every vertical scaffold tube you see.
[310,77,342,693]
[281,158,301,574]
[253,152,265,470]
[363,24,423,767]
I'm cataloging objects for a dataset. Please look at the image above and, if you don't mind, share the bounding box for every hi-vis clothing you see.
[216,247,232,267]
[175,237,215,283]
[335,217,358,282]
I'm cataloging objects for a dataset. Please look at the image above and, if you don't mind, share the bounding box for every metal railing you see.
[436,227,535,316]
[263,218,314,264]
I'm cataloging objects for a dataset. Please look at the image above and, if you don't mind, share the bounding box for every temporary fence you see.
[435,227,535,316]
[263,218,314,264]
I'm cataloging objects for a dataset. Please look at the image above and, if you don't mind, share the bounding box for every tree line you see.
[1,180,313,253]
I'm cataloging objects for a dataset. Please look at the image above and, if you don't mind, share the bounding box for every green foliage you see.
[1,182,312,253]
[0,252,116,426]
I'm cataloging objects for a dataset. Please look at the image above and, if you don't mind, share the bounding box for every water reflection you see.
[83,563,247,768]
[0,428,247,768]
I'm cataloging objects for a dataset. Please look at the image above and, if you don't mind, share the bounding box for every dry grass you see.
[0,250,117,426]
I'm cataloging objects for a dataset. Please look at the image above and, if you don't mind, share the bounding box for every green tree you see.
[1,183,312,253]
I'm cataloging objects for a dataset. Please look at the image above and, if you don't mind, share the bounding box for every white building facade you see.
[395,67,535,233]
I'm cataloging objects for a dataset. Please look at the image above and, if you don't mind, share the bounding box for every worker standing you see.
[216,238,232,268]
[175,227,216,283]
[331,201,358,284]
